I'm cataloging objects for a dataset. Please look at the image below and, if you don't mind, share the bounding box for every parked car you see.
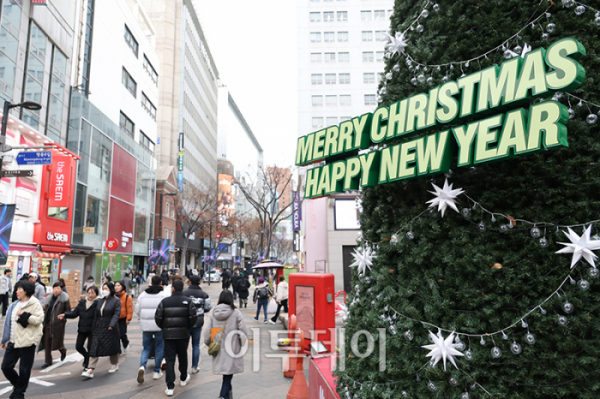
[203,270,221,282]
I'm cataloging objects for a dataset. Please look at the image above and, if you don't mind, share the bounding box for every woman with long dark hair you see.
[84,282,121,378]
[204,290,248,399]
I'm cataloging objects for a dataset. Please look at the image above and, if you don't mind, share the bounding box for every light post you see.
[0,101,42,173]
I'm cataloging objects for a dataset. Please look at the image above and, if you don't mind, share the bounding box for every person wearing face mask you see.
[38,282,70,369]
[84,283,121,378]
[58,286,99,371]
[114,281,133,353]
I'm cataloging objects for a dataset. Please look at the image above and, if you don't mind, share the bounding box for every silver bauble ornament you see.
[416,24,424,34]
[562,302,574,314]
[586,114,598,124]
[574,5,586,15]
[530,226,541,238]
[558,315,568,327]
[588,267,599,279]
[578,279,590,291]
[546,23,556,33]
[525,333,536,345]
[539,237,549,247]
[511,341,522,354]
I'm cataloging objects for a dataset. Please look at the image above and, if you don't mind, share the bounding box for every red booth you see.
[288,273,336,354]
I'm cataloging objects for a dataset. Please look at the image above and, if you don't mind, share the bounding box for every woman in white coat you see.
[269,276,289,324]
[204,290,247,399]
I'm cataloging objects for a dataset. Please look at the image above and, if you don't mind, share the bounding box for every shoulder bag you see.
[208,317,228,357]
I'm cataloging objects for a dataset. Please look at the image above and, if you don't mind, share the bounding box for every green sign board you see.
[178,151,184,172]
[296,37,586,199]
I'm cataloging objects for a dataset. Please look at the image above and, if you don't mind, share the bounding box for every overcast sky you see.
[194,0,298,169]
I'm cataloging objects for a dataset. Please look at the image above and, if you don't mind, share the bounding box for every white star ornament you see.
[556,226,600,268]
[426,179,464,217]
[384,31,408,55]
[350,247,374,275]
[422,331,464,371]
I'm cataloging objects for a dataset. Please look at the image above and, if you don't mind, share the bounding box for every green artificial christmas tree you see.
[335,1,600,398]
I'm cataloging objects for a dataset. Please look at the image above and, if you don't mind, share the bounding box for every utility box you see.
[289,273,336,354]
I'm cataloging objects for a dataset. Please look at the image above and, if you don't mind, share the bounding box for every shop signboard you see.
[292,191,302,231]
[0,205,16,265]
[48,155,72,208]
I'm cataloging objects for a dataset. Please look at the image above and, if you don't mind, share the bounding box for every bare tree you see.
[239,216,262,256]
[175,185,219,276]
[235,165,294,259]
[270,231,293,263]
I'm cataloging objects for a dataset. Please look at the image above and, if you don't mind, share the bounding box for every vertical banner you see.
[292,191,302,232]
[0,205,16,265]
[48,155,72,207]
[178,173,183,192]
[148,239,170,266]
[218,173,235,217]
[16,256,24,279]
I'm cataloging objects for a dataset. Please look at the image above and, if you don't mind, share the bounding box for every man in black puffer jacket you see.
[155,279,197,396]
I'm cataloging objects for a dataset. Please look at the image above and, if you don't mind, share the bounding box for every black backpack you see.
[258,286,270,300]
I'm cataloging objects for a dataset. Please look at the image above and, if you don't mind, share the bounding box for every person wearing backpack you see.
[203,290,247,399]
[252,278,272,323]
[235,272,250,309]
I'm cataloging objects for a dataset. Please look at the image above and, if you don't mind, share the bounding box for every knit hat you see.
[258,277,265,284]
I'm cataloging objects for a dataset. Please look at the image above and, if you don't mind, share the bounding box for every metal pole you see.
[208,222,211,286]
[158,192,164,239]
[0,101,10,176]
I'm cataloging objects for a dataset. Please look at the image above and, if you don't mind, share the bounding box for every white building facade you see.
[297,0,393,293]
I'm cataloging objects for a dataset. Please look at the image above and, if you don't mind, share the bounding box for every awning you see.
[35,252,60,259]
[40,245,71,254]
[9,244,37,252]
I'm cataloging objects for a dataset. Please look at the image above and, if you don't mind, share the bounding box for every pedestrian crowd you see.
[0,266,290,398]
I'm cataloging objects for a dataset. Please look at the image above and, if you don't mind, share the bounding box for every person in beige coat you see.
[1,281,44,399]
[204,290,248,399]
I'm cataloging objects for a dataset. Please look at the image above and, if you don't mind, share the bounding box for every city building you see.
[65,0,159,282]
[0,0,80,286]
[140,0,219,192]
[297,0,393,292]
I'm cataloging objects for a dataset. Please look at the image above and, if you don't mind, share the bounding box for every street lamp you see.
[1,100,42,173]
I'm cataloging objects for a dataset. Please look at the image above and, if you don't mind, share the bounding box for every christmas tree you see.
[336,1,600,398]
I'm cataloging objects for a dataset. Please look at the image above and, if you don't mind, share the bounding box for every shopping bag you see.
[268,298,278,314]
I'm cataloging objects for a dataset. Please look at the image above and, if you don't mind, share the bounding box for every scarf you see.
[145,285,164,294]
[85,299,95,309]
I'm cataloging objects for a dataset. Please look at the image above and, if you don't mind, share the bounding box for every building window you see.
[337,31,349,42]
[340,116,351,122]
[325,73,336,85]
[170,230,174,241]
[374,10,386,20]
[324,32,335,42]
[124,25,139,57]
[81,0,95,97]
[375,31,387,41]
[338,52,349,62]
[0,1,22,101]
[311,74,323,85]
[362,31,373,41]
[326,95,337,106]
[326,117,338,126]
[22,22,47,129]
[141,92,157,120]
[364,94,377,105]
[339,73,350,84]
[337,11,348,21]
[312,95,323,107]
[310,12,321,22]
[46,48,68,141]
[324,52,335,63]
[165,228,169,239]
[140,131,154,153]
[323,11,334,22]
[363,73,375,84]
[361,10,372,21]
[312,117,324,128]
[120,111,134,137]
[143,54,158,85]
[340,95,351,106]
[362,51,374,62]
[122,68,137,97]
[166,201,170,216]
[310,32,321,42]
[376,51,384,62]
[311,53,322,63]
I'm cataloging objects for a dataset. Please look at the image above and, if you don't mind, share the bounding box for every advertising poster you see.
[0,205,16,266]
[292,191,302,231]
[148,239,170,266]
[16,256,23,279]
[218,173,235,217]
[296,285,315,338]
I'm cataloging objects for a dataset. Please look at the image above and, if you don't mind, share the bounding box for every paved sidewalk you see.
[0,282,307,398]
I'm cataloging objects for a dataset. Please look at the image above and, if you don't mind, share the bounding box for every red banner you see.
[48,155,72,208]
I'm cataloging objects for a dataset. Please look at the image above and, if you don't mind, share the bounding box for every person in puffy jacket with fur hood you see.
[155,279,197,396]
[204,290,248,399]
[1,281,44,399]
[134,275,167,383]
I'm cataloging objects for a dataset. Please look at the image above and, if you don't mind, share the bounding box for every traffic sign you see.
[0,170,33,178]
[16,151,52,165]
[216,233,221,239]
[106,238,119,251]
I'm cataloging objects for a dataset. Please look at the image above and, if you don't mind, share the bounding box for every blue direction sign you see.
[16,151,52,166]
[177,172,183,192]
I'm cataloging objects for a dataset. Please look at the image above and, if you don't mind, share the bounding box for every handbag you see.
[208,317,228,357]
